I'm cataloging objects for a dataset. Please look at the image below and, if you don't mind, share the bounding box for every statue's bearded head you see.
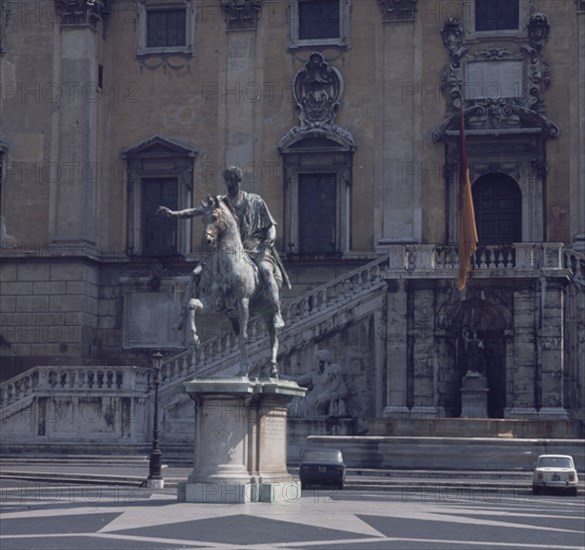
[223,166,243,197]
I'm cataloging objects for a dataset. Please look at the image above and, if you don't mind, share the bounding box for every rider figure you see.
[158,166,288,329]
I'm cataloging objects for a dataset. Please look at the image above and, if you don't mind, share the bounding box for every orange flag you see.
[457,104,479,290]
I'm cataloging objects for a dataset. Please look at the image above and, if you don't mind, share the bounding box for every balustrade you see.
[0,365,150,416]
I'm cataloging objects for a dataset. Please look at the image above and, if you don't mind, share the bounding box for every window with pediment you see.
[289,0,350,49]
[123,137,197,257]
[279,54,355,258]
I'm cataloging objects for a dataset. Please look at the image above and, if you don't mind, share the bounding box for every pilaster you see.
[50,0,106,246]
[383,279,408,417]
[538,277,568,418]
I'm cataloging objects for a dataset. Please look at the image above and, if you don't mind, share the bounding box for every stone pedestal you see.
[460,372,489,419]
[177,377,305,503]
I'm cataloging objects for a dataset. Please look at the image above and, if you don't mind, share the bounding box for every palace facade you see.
[1,0,584,451]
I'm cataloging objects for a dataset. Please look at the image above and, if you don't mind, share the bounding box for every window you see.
[473,174,521,244]
[123,136,198,257]
[280,137,354,259]
[298,173,337,255]
[299,0,340,40]
[289,0,350,48]
[147,9,186,48]
[137,1,195,57]
[141,178,179,255]
[475,0,519,32]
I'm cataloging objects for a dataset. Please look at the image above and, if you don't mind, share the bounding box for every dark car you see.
[299,448,346,490]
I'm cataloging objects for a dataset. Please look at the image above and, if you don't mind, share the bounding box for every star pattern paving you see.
[1,483,583,550]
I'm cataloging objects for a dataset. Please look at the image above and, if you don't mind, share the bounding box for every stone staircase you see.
[0,254,390,450]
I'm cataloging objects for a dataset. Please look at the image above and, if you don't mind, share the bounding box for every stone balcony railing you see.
[0,365,151,421]
[384,242,571,275]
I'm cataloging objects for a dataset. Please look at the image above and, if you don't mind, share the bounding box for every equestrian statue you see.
[158,166,291,378]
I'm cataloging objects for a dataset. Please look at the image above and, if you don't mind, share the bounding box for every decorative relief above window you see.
[377,0,417,23]
[136,0,196,71]
[288,0,351,49]
[433,13,557,139]
[279,52,355,148]
[221,0,264,31]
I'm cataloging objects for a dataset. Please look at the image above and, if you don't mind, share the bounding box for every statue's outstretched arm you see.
[157,205,206,219]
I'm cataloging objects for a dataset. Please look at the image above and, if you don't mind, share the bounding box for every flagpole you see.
[457,96,479,290]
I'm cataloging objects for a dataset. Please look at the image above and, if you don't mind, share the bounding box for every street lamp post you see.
[147,351,164,489]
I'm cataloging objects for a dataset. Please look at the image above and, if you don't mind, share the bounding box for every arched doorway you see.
[473,173,522,244]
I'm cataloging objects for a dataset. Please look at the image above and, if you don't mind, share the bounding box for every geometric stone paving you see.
[1,482,583,550]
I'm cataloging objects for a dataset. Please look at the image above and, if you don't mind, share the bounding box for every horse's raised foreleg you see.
[187,298,204,347]
[237,298,250,377]
[177,266,202,331]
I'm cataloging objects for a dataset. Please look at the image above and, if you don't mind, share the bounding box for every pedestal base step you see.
[177,480,302,503]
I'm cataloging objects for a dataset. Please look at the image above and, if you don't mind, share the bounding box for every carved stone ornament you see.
[296,52,342,127]
[432,103,559,142]
[434,12,557,140]
[221,0,264,31]
[55,0,110,29]
[521,13,551,113]
[279,53,355,148]
[440,18,468,111]
[377,0,417,22]
[525,12,550,52]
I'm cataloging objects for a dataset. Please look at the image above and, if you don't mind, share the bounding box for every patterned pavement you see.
[1,482,584,550]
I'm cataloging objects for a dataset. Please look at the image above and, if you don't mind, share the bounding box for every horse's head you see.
[200,196,223,251]
[201,195,238,252]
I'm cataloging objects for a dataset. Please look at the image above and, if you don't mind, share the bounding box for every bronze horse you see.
[185,196,283,378]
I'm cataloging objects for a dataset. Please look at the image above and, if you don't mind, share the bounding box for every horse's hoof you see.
[273,312,285,329]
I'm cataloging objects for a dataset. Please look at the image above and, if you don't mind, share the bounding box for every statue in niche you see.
[461,327,487,375]
[288,349,348,417]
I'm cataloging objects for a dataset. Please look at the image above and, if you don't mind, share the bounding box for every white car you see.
[532,454,579,496]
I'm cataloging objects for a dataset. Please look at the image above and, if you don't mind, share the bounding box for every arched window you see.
[473,173,521,244]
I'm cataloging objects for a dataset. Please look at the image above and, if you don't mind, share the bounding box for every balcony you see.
[382,242,572,279]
